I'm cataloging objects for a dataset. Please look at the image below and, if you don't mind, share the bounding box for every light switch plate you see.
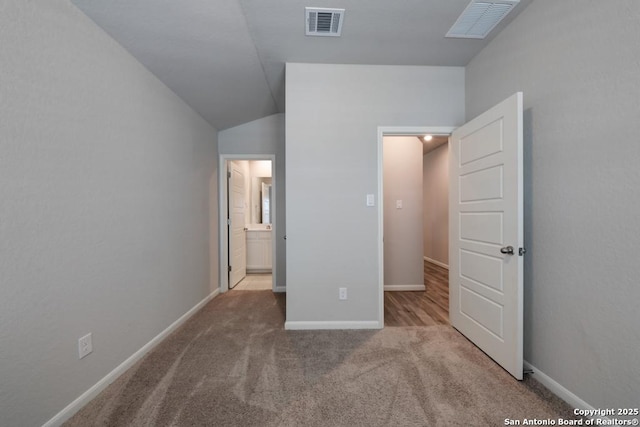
[396,200,403,209]
[366,194,375,207]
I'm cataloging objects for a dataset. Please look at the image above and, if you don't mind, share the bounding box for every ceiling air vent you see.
[305,7,344,37]
[446,0,519,39]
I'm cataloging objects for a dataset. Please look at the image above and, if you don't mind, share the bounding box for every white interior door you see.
[449,92,524,379]
[229,161,247,288]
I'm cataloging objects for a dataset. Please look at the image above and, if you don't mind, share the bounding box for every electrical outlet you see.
[78,333,93,359]
[339,287,348,300]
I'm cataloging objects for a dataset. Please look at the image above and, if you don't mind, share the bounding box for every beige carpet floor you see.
[65,290,578,426]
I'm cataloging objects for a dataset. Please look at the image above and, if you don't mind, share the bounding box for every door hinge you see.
[228,265,232,272]
[519,247,526,256]
[227,171,231,179]
[227,218,231,226]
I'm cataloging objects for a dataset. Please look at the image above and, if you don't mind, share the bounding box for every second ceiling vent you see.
[305,7,345,37]
[446,0,519,39]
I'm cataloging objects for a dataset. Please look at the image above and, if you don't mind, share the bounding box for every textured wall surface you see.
[423,144,449,266]
[218,114,286,288]
[383,136,424,287]
[0,2,218,425]
[466,0,640,408]
[286,63,464,324]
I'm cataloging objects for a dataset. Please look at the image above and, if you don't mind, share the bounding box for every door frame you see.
[219,154,277,293]
[376,126,456,326]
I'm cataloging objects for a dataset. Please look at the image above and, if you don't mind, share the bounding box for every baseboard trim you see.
[273,286,286,293]
[247,268,272,274]
[284,320,382,330]
[523,361,599,413]
[424,256,448,270]
[43,288,220,427]
[384,284,425,291]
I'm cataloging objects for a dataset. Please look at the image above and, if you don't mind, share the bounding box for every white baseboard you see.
[247,268,272,273]
[284,320,382,330]
[523,361,599,413]
[273,286,286,293]
[424,256,448,270]
[384,284,425,291]
[44,289,220,427]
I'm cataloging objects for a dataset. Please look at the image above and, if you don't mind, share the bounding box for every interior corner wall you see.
[466,0,640,408]
[423,144,449,267]
[285,63,464,324]
[383,137,424,288]
[218,114,286,288]
[0,2,218,426]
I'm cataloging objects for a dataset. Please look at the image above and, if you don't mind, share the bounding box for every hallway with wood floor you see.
[384,260,449,326]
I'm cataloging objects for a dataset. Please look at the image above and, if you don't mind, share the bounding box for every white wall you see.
[285,63,464,326]
[250,160,272,178]
[423,144,449,267]
[0,2,218,426]
[466,0,640,409]
[383,137,424,289]
[218,114,285,288]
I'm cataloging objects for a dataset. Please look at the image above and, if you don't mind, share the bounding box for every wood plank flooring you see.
[384,260,449,327]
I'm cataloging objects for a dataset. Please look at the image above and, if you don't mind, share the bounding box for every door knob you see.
[500,246,514,255]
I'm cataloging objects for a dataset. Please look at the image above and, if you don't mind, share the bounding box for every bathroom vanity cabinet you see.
[246,230,272,272]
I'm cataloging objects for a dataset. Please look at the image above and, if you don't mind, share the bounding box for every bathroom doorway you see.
[219,155,276,293]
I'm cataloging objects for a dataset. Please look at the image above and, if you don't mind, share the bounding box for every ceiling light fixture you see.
[423,135,433,141]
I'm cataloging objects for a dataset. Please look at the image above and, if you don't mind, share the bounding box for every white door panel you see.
[450,92,523,380]
[460,249,504,292]
[460,165,504,202]
[459,212,504,245]
[229,162,247,288]
[459,118,504,165]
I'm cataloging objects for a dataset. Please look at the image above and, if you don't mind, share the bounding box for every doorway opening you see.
[377,127,455,327]
[219,155,277,293]
[377,94,524,380]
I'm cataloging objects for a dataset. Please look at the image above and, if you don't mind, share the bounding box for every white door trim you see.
[376,126,456,327]
[219,154,277,293]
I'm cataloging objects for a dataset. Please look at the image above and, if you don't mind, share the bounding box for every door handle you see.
[500,246,514,255]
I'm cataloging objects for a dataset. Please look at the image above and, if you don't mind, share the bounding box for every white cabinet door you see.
[449,92,524,379]
[246,231,272,272]
[246,234,263,270]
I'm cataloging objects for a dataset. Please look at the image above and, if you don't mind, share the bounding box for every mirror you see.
[261,181,272,224]
[251,177,272,224]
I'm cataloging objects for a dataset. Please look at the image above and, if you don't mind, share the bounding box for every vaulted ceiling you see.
[71,0,531,130]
